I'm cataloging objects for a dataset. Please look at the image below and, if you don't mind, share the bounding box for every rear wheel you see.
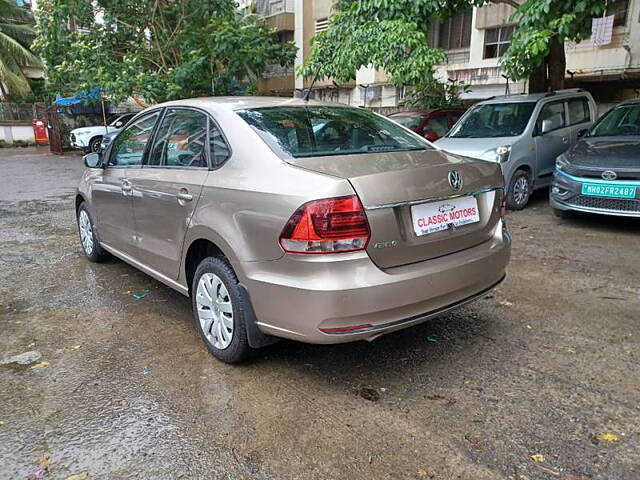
[192,257,252,363]
[77,203,109,262]
[507,169,531,210]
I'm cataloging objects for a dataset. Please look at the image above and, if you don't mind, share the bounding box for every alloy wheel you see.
[78,210,94,255]
[196,273,234,350]
[513,176,529,206]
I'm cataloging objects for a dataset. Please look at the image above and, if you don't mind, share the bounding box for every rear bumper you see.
[237,220,511,344]
[551,169,640,217]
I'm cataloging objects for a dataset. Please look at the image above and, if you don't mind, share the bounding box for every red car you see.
[388,109,466,141]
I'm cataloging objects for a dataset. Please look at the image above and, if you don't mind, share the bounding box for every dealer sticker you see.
[411,196,480,236]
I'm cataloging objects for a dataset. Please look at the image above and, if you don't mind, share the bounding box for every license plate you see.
[581,183,637,199]
[411,196,480,236]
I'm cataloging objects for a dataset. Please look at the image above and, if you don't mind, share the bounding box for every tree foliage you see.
[34,0,297,105]
[0,0,41,98]
[300,0,621,98]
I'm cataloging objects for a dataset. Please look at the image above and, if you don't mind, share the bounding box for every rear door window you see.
[148,108,208,168]
[567,97,591,125]
[209,119,231,167]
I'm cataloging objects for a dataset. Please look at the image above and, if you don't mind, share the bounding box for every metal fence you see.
[256,0,294,17]
[0,103,48,122]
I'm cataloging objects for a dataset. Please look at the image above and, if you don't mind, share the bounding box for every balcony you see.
[258,63,295,95]
[257,0,295,32]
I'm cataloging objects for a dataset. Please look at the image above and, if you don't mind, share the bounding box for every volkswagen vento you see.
[76,97,511,363]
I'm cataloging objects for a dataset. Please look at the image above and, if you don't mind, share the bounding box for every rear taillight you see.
[279,195,371,254]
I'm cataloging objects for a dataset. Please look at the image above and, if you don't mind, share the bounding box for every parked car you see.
[551,99,640,218]
[76,97,511,363]
[99,130,120,152]
[388,109,465,141]
[70,112,136,153]
[436,89,597,209]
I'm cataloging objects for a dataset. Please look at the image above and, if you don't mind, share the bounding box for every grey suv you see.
[76,97,511,363]
[436,89,596,209]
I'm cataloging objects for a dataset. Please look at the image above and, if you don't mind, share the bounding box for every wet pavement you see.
[1,148,638,480]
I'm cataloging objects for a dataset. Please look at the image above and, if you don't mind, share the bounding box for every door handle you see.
[177,189,193,202]
[562,136,568,144]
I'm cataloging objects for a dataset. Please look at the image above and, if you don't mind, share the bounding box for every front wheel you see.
[192,257,252,363]
[89,136,103,153]
[506,169,532,210]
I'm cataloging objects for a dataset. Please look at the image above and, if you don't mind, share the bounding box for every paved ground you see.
[0,148,638,480]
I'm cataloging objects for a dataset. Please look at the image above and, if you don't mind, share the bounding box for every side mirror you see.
[115,121,123,128]
[424,131,439,142]
[577,128,588,138]
[84,152,103,168]
[540,119,553,134]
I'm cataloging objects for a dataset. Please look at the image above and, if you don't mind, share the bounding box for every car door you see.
[91,111,161,255]
[534,100,571,181]
[127,107,215,280]
[566,96,593,145]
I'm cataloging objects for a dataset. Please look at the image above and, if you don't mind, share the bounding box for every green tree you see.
[300,0,621,97]
[0,0,41,99]
[34,0,297,105]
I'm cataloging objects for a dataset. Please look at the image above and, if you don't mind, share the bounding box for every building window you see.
[613,0,628,26]
[397,85,407,103]
[315,18,329,33]
[437,9,472,50]
[483,26,514,59]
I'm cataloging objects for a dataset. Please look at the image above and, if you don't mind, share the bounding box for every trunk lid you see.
[287,149,504,268]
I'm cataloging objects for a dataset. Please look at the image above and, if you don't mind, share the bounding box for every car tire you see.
[506,169,532,210]
[77,202,109,262]
[191,256,252,363]
[89,136,103,153]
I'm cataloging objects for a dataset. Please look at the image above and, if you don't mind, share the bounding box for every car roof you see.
[389,108,464,116]
[481,89,592,105]
[155,96,338,112]
[616,99,640,107]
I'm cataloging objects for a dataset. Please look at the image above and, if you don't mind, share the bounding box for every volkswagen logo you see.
[448,170,463,191]
[601,170,617,181]
[438,203,456,213]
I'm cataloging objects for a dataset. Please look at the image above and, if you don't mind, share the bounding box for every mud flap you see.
[238,284,279,349]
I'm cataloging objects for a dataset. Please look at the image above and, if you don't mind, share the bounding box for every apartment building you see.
[255,0,640,110]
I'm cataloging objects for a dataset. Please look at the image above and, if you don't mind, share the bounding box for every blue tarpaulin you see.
[55,88,102,107]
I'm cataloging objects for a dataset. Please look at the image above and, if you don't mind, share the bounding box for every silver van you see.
[436,89,597,209]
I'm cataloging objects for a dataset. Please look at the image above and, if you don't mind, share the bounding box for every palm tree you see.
[0,0,41,98]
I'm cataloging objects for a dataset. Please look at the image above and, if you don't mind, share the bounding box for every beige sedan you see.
[76,97,511,363]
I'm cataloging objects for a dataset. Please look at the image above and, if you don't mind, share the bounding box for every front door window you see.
[108,112,160,167]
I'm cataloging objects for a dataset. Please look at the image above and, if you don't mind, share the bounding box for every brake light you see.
[279,195,371,254]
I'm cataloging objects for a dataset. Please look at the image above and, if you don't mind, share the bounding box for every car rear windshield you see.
[448,102,536,138]
[237,106,430,158]
[589,104,640,137]
[389,113,427,131]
